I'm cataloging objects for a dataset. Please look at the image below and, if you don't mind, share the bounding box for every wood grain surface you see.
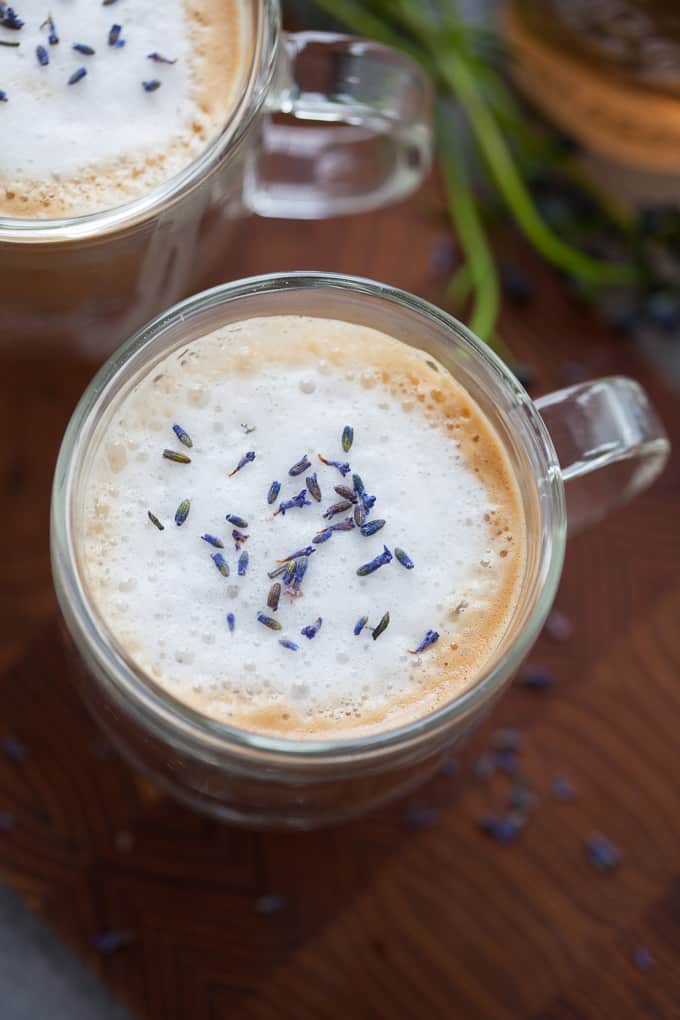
[1,171,679,1020]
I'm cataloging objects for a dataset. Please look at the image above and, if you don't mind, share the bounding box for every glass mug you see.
[0,1,431,358]
[50,273,670,829]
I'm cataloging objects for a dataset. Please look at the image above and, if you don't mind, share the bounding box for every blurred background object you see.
[299,0,680,380]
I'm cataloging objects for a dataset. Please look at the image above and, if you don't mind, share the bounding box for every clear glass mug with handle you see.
[0,0,431,359]
[50,273,670,829]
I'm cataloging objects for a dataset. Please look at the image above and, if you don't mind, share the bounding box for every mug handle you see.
[535,376,670,534]
[244,31,433,219]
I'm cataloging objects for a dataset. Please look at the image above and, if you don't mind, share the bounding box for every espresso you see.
[0,0,252,217]
[80,317,525,739]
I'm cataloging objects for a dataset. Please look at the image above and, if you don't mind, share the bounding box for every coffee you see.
[80,316,525,739]
[0,0,251,217]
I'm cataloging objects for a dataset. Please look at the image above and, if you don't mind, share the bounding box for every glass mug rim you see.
[51,271,567,767]
[0,0,276,242]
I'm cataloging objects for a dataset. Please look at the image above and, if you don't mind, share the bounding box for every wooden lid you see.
[504,2,680,173]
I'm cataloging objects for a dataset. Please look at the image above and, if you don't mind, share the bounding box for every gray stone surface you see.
[0,885,133,1020]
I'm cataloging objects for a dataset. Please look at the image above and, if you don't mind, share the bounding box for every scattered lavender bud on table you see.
[142,80,162,92]
[232,528,248,549]
[313,528,333,544]
[516,665,554,690]
[633,945,655,972]
[327,517,354,532]
[551,776,575,801]
[276,546,315,563]
[473,753,495,780]
[586,833,622,873]
[267,480,281,505]
[354,615,368,636]
[255,894,287,915]
[508,784,535,813]
[353,505,366,527]
[0,734,27,762]
[494,749,519,775]
[147,511,164,531]
[544,608,573,642]
[267,583,281,612]
[323,500,353,520]
[402,806,439,831]
[1,6,23,29]
[93,930,135,955]
[226,612,235,632]
[491,728,523,752]
[479,813,522,845]
[279,639,298,651]
[72,42,95,55]
[36,44,49,65]
[0,91,8,102]
[237,551,249,576]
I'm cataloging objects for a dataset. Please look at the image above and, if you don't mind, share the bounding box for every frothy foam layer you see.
[0,0,251,217]
[81,316,525,739]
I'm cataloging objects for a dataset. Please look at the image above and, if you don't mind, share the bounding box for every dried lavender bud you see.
[306,472,321,502]
[323,500,353,520]
[225,514,248,529]
[211,553,229,577]
[408,630,439,654]
[172,423,192,447]
[313,529,333,545]
[288,454,311,477]
[147,511,164,531]
[162,449,191,464]
[267,480,281,505]
[68,67,87,85]
[274,489,311,516]
[353,615,368,636]
[279,639,298,651]
[585,833,622,872]
[267,583,281,612]
[334,485,357,503]
[228,451,255,476]
[36,44,49,65]
[142,79,162,92]
[72,42,95,55]
[394,548,414,570]
[201,534,224,549]
[341,425,354,452]
[372,611,390,640]
[318,454,350,476]
[237,551,249,576]
[257,613,281,631]
[300,617,322,639]
[360,519,385,537]
[357,546,392,576]
[174,499,190,526]
[226,612,235,632]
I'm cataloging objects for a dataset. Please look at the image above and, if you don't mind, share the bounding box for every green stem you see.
[437,105,500,342]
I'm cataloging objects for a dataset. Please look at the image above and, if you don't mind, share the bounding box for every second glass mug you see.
[0,1,431,357]
[51,273,670,829]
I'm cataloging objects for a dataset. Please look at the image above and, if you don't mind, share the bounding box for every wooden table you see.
[1,172,679,1019]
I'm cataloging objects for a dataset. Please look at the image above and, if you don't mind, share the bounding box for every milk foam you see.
[0,0,250,217]
[82,317,525,739]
